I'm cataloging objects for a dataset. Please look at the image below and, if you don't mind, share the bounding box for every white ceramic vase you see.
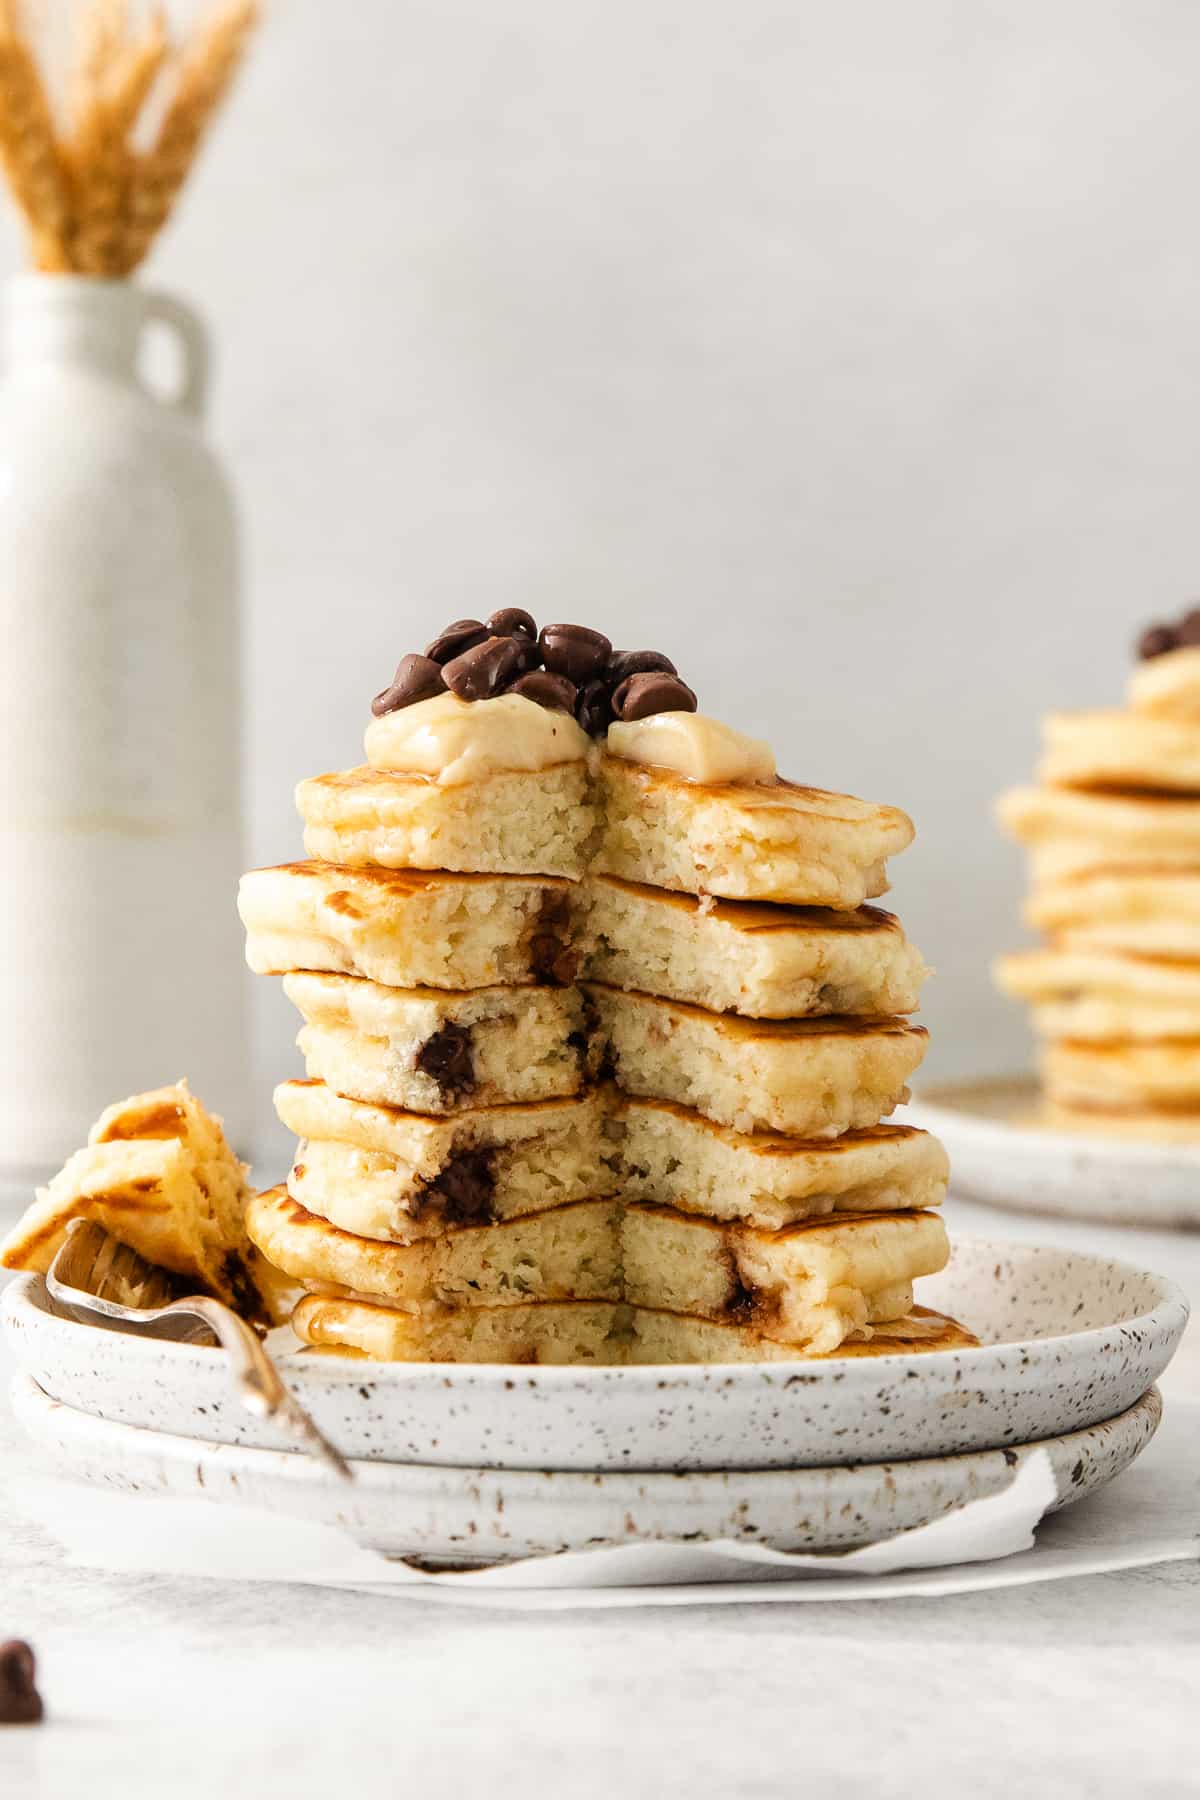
[0,274,251,1196]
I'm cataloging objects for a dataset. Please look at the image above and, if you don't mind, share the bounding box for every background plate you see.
[9,1375,1163,1559]
[907,1078,1200,1230]
[1,1237,1186,1471]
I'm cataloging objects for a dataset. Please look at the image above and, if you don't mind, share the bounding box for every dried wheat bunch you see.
[0,0,259,275]
[68,12,167,274]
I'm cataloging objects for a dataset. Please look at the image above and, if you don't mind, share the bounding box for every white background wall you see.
[8,0,1200,1164]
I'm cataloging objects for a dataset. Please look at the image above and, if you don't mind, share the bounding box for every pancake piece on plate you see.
[297,762,596,879]
[282,970,598,1111]
[247,1187,623,1312]
[995,946,1200,1041]
[998,785,1200,882]
[292,1293,975,1364]
[0,1081,273,1319]
[577,877,928,1018]
[275,1080,614,1244]
[585,982,928,1135]
[594,756,914,907]
[614,1098,948,1228]
[1025,868,1200,957]
[1042,1036,1200,1112]
[239,862,577,989]
[620,1204,947,1352]
[1038,709,1200,794]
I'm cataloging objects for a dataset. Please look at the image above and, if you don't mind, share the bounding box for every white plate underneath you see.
[10,1375,1163,1559]
[906,1078,1200,1230]
[2,1238,1188,1472]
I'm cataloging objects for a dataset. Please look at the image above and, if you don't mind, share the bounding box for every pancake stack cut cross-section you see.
[996,620,1200,1138]
[239,616,963,1362]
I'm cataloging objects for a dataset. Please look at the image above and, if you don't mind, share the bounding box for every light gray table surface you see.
[1,1194,1197,1800]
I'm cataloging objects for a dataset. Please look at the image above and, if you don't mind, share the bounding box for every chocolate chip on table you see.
[371,653,448,715]
[509,670,577,713]
[486,607,538,641]
[1137,624,1177,660]
[425,618,490,664]
[0,1641,43,1726]
[539,623,612,686]
[416,1021,475,1101]
[610,671,698,721]
[606,648,677,685]
[575,677,614,737]
[442,636,528,699]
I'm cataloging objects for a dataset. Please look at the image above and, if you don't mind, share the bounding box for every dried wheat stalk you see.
[69,0,127,129]
[0,0,71,269]
[0,0,259,276]
[122,0,259,274]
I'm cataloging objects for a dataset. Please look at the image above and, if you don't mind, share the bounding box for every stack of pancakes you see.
[997,635,1200,1137]
[239,727,960,1362]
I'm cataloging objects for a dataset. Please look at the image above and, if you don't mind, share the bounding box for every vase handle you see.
[139,289,209,419]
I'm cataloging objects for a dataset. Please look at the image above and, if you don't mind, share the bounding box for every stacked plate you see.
[2,1236,1186,1562]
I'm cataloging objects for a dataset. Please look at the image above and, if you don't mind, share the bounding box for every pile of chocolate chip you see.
[371,611,697,737]
[1138,607,1200,660]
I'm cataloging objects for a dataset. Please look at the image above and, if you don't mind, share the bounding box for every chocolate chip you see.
[416,1022,475,1101]
[1138,624,1178,660]
[529,890,578,984]
[416,1150,496,1227]
[566,990,601,1069]
[442,636,527,699]
[425,619,490,664]
[611,671,698,721]
[509,670,577,713]
[508,635,543,675]
[0,1641,43,1726]
[486,607,538,641]
[1176,609,1200,647]
[723,1267,764,1325]
[606,649,676,685]
[371,653,447,715]
[539,623,612,685]
[575,677,614,737]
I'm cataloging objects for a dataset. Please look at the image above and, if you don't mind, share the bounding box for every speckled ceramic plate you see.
[906,1079,1200,1229]
[8,1374,1163,1559]
[1,1237,1186,1471]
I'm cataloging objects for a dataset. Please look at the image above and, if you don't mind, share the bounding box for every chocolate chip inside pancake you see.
[529,889,577,985]
[415,1022,476,1101]
[415,1148,497,1227]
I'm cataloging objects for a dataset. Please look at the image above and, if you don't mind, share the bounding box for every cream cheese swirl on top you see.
[607,712,777,784]
[365,692,777,787]
[365,692,590,786]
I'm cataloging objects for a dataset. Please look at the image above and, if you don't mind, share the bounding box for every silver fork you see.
[46,1219,352,1482]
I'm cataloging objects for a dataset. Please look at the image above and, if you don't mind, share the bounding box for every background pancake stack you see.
[996,622,1200,1138]
[238,621,956,1361]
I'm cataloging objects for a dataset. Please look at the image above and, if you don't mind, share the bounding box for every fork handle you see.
[162,1297,353,1481]
[164,1296,290,1410]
